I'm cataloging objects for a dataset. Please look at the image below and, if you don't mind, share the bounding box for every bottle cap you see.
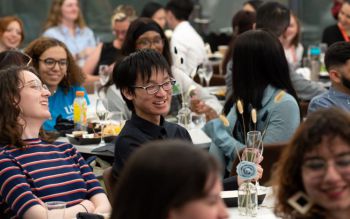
[76,91,85,97]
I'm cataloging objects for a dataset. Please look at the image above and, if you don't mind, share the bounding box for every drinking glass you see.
[96,99,109,146]
[45,201,65,219]
[196,67,205,85]
[202,62,213,87]
[108,111,125,135]
[246,131,264,192]
[99,65,109,85]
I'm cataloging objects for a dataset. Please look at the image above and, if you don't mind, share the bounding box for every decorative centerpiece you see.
[235,99,264,217]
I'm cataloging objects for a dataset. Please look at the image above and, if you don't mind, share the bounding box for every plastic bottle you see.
[308,45,321,81]
[73,91,87,131]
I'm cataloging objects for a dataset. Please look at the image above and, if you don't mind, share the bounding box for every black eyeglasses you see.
[39,58,68,69]
[133,79,176,95]
[136,37,164,48]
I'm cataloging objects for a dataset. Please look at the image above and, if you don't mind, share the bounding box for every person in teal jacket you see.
[203,30,301,175]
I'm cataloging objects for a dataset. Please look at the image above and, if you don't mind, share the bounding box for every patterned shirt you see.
[0,139,104,218]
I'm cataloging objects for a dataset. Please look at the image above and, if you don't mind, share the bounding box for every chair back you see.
[230,142,287,185]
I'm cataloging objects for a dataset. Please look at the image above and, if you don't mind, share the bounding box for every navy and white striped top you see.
[0,139,104,218]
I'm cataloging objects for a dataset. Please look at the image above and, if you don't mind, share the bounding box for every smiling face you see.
[61,0,80,22]
[152,8,167,29]
[284,15,298,44]
[38,46,68,93]
[19,70,51,123]
[302,136,350,214]
[113,19,130,43]
[0,20,22,50]
[339,2,350,30]
[136,30,164,54]
[124,69,172,125]
[168,176,228,219]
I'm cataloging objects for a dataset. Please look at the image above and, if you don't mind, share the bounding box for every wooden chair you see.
[299,100,310,119]
[230,142,287,186]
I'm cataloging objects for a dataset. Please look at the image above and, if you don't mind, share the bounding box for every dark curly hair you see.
[273,108,350,218]
[24,37,85,94]
[0,65,39,147]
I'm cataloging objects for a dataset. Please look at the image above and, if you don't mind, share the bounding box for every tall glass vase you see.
[238,181,258,217]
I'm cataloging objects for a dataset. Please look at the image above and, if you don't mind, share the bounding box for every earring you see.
[287,191,313,215]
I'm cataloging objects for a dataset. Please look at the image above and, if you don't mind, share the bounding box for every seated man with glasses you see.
[112,49,192,182]
[25,37,89,132]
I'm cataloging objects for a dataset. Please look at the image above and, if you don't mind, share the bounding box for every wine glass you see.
[108,111,125,135]
[99,65,109,85]
[96,99,109,147]
[202,62,213,87]
[196,67,205,86]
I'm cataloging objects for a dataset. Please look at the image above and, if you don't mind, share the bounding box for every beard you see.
[341,76,350,90]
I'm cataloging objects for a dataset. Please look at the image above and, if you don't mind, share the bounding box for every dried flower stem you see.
[251,108,257,131]
[237,99,247,144]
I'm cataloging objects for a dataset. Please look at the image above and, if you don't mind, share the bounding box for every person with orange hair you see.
[0,16,24,52]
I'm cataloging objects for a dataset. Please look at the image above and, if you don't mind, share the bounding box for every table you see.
[58,128,212,156]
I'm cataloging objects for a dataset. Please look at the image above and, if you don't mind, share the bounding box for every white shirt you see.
[171,21,208,76]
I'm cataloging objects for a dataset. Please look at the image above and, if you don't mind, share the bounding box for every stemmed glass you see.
[96,99,109,147]
[196,66,205,86]
[99,65,109,85]
[202,62,213,87]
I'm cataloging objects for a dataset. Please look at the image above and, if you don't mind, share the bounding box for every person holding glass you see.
[203,30,301,177]
[42,0,96,67]
[0,65,110,219]
[0,16,25,52]
[24,37,89,132]
[274,108,350,219]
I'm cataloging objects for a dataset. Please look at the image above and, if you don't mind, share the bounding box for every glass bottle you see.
[238,181,258,217]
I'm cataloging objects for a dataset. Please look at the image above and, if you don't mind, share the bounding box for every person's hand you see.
[190,98,218,121]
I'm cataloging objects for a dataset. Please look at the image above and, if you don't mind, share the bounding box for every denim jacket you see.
[203,85,300,172]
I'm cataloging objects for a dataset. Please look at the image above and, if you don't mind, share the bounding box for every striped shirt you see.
[0,139,104,218]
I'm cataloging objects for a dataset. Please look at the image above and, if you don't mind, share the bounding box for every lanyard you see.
[338,23,350,42]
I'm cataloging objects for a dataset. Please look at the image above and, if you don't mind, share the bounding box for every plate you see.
[66,134,116,145]
[221,189,266,207]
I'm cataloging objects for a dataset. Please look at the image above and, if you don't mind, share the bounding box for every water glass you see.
[99,65,109,85]
[202,62,213,87]
[45,201,65,219]
[192,113,206,128]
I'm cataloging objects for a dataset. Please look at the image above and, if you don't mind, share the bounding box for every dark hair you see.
[0,50,32,69]
[141,2,164,18]
[24,37,85,94]
[121,17,171,65]
[0,16,25,45]
[243,0,263,11]
[289,12,301,48]
[324,41,350,71]
[227,30,298,128]
[222,10,256,75]
[165,0,193,21]
[274,108,350,218]
[256,1,290,37]
[0,65,39,147]
[111,139,221,219]
[113,49,172,111]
